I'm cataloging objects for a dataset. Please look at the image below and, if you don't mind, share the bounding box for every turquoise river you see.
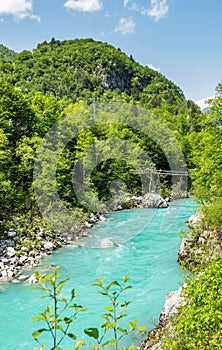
[0,198,197,349]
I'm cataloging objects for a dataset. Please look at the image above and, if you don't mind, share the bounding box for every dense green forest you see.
[0,38,221,349]
[0,38,190,109]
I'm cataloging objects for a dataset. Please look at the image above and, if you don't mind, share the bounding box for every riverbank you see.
[0,219,86,281]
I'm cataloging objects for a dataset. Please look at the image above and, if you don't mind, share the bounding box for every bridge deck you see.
[131,169,189,176]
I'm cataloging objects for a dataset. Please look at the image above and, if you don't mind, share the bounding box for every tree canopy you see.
[0,44,17,60]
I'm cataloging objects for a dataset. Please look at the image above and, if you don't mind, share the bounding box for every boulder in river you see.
[141,193,168,208]
[100,238,118,248]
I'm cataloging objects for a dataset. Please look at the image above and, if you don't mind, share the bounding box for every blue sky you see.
[0,0,221,102]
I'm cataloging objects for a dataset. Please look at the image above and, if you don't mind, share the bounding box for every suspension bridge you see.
[130,168,189,192]
[131,168,189,176]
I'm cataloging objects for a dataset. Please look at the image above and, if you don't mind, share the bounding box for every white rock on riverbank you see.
[139,287,185,349]
[0,212,107,281]
[178,211,222,267]
[159,287,185,325]
[0,234,59,280]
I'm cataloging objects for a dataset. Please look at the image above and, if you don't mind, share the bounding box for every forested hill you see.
[0,38,203,229]
[0,38,186,108]
[0,44,17,60]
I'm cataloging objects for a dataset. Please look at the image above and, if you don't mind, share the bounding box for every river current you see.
[0,198,197,349]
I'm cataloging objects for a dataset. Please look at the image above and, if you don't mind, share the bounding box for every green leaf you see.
[58,278,69,289]
[137,325,147,331]
[95,278,103,286]
[54,266,61,275]
[55,325,63,331]
[123,286,132,290]
[32,329,48,339]
[102,338,119,346]
[98,291,107,296]
[78,307,88,312]
[67,333,77,340]
[64,317,72,324]
[98,278,104,285]
[46,305,51,313]
[123,275,129,283]
[30,315,46,322]
[34,271,41,280]
[71,288,75,299]
[104,322,114,330]
[75,339,85,349]
[106,280,121,290]
[50,276,56,286]
[121,301,131,307]
[84,327,99,339]
[108,338,119,344]
[117,327,127,333]
[105,306,113,311]
[59,297,67,303]
[129,320,138,330]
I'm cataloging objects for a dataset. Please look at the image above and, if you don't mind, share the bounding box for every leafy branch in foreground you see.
[31,267,146,349]
[30,266,87,350]
[84,275,146,349]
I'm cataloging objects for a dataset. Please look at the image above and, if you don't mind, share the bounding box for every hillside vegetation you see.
[0,44,17,60]
[0,38,188,108]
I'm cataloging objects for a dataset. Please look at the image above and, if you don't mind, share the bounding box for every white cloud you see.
[147,63,160,72]
[64,0,103,12]
[123,0,130,7]
[143,0,169,21]
[0,0,40,21]
[130,2,140,11]
[123,1,139,12]
[115,16,136,34]
[125,0,169,21]
[195,97,214,111]
[30,14,40,21]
